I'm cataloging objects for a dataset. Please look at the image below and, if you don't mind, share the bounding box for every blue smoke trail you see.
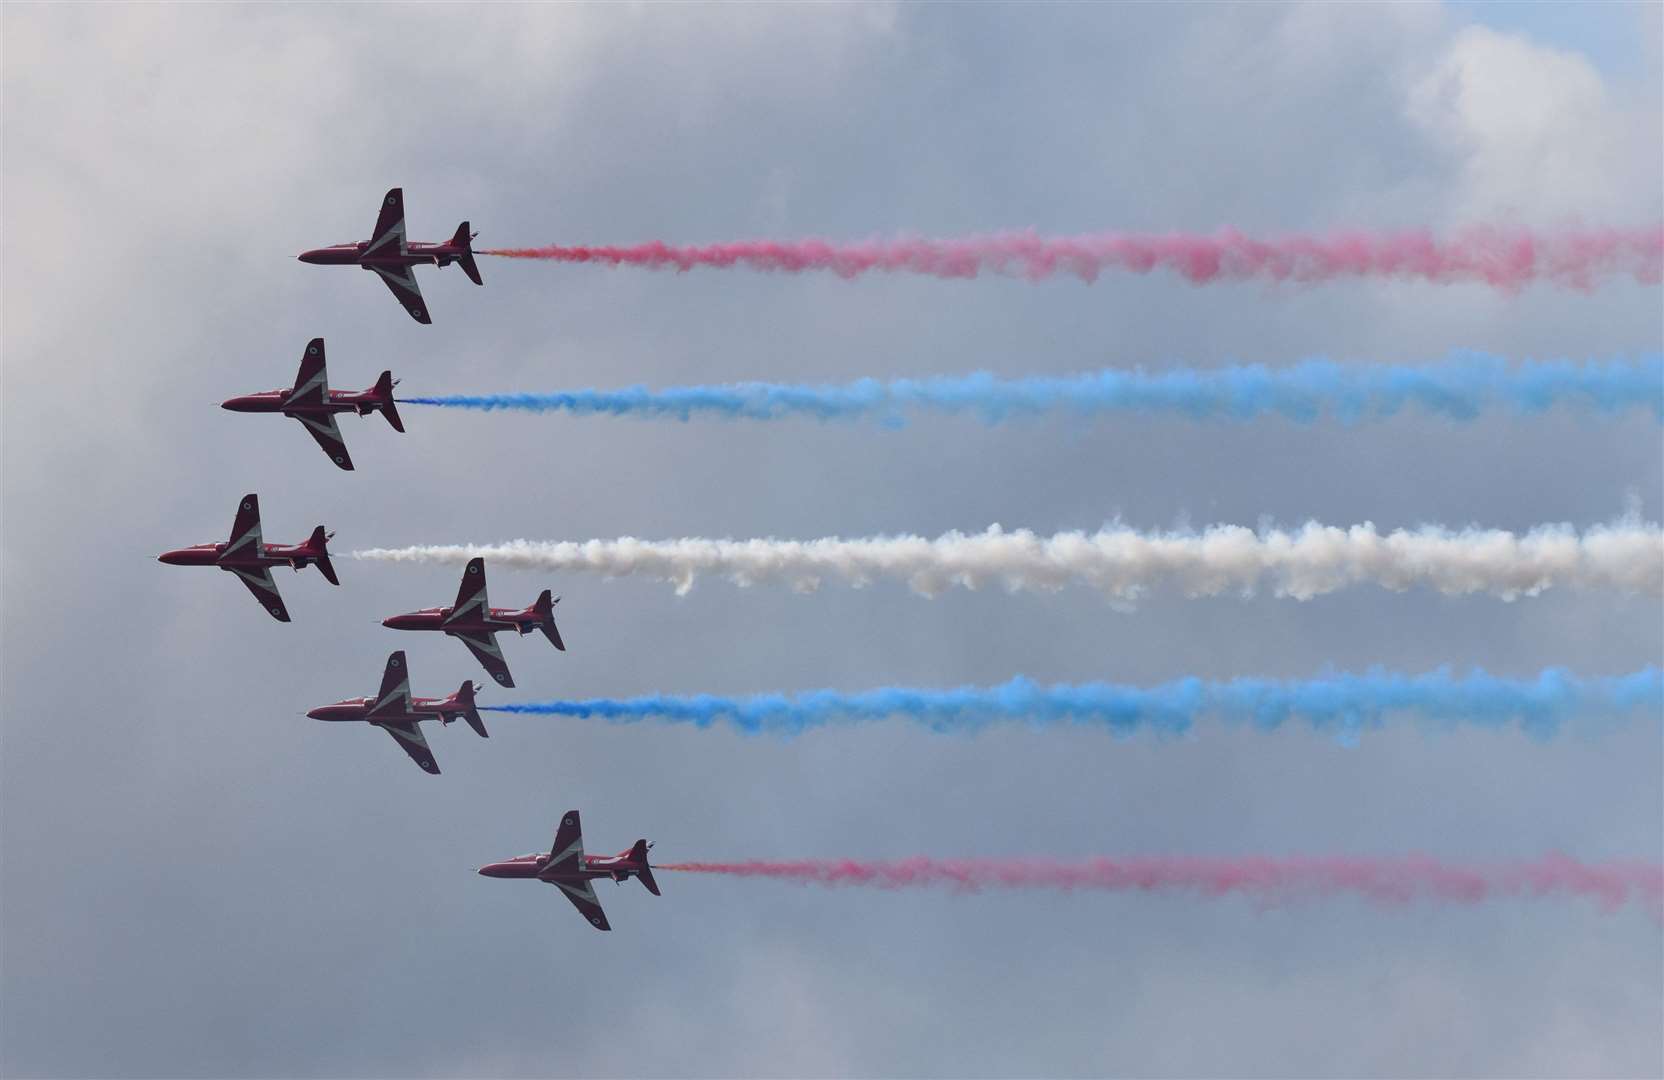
[482,668,1662,742]
[401,354,1663,424]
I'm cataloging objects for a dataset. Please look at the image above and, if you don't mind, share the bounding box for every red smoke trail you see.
[660,855,1663,913]
[481,226,1664,289]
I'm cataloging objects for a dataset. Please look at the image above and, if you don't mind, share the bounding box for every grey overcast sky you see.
[3,4,1661,1077]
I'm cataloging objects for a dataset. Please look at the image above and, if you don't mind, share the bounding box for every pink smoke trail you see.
[660,854,1663,914]
[483,225,1664,290]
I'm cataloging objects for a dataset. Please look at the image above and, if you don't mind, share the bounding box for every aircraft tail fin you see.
[632,840,660,895]
[533,589,564,651]
[306,525,340,586]
[454,680,488,738]
[452,222,483,285]
[371,370,405,432]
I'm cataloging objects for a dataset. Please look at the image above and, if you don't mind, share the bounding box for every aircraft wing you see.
[226,494,262,559]
[543,810,585,874]
[292,412,354,471]
[379,719,439,775]
[370,263,431,325]
[364,188,407,259]
[227,565,290,622]
[447,558,490,622]
[452,629,514,688]
[284,338,329,407]
[548,876,611,931]
[367,651,413,718]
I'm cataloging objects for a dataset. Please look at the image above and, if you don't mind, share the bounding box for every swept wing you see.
[283,338,330,408]
[293,412,354,471]
[447,558,490,623]
[539,813,610,930]
[379,719,439,774]
[227,564,290,622]
[225,494,263,559]
[452,629,514,688]
[548,877,611,931]
[371,263,431,325]
[363,189,407,260]
[367,651,414,718]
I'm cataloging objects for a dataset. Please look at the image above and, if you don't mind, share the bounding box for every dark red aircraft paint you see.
[299,187,482,324]
[157,494,337,622]
[479,810,660,931]
[382,557,564,688]
[221,338,403,470]
[307,650,486,775]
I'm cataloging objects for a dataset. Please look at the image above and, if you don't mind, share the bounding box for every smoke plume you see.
[482,668,1662,741]
[483,225,1664,289]
[352,519,1664,602]
[659,854,1662,914]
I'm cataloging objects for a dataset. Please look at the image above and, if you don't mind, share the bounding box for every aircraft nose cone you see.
[477,863,506,878]
[305,707,324,720]
[157,550,184,565]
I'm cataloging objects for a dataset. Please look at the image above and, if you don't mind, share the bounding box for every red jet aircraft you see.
[221,337,404,470]
[478,810,659,931]
[158,494,337,621]
[298,187,481,324]
[382,557,563,688]
[307,650,485,774]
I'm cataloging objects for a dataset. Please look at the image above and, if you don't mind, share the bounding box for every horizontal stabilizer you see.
[452,221,483,285]
[455,681,487,738]
[307,526,340,586]
[632,840,660,896]
[534,589,564,651]
[373,371,405,432]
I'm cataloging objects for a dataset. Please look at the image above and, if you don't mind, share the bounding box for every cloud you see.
[1407,25,1664,221]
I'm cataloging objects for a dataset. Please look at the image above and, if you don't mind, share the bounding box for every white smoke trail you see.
[352,519,1663,603]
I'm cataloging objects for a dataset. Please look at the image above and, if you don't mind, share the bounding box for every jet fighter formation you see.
[158,494,337,621]
[478,810,660,931]
[382,557,565,688]
[171,188,653,934]
[221,338,403,470]
[299,187,482,324]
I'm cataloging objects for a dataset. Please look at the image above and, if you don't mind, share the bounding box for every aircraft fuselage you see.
[157,540,321,571]
[382,605,541,636]
[299,189,480,324]
[477,850,649,885]
[221,387,388,418]
[307,694,469,725]
[298,240,471,270]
